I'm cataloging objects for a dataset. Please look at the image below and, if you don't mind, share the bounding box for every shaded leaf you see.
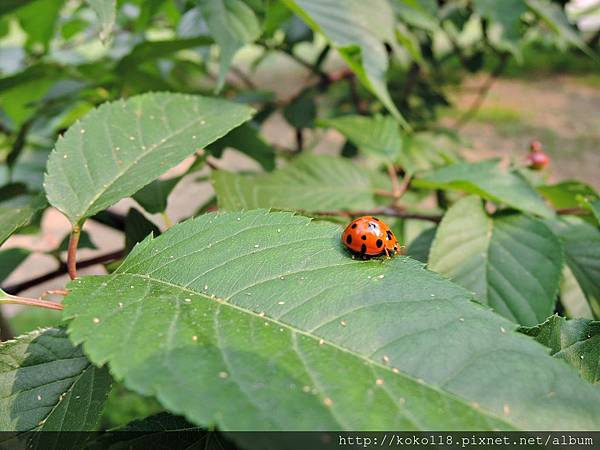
[133,177,181,215]
[0,328,111,435]
[212,155,382,211]
[318,115,401,160]
[406,227,436,263]
[547,217,600,318]
[44,92,253,225]
[283,89,317,129]
[85,0,116,42]
[429,196,562,326]
[207,123,276,171]
[520,315,600,385]
[0,195,46,247]
[537,181,598,210]
[473,0,527,42]
[560,266,594,320]
[125,208,161,254]
[198,0,261,91]
[64,210,600,430]
[14,0,64,53]
[0,248,30,284]
[413,160,554,218]
[282,0,408,127]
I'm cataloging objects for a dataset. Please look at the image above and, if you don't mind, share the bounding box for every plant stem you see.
[308,208,442,223]
[3,249,123,295]
[0,295,64,311]
[67,225,81,280]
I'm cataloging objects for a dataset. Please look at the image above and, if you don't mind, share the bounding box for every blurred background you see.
[0,0,598,428]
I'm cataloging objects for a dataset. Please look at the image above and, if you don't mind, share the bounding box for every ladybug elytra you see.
[342,216,400,257]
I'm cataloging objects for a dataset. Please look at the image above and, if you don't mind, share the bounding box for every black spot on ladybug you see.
[361,235,367,240]
[346,235,352,245]
[386,230,393,240]
[351,223,357,229]
[372,217,380,221]
[360,243,367,254]
[376,239,383,248]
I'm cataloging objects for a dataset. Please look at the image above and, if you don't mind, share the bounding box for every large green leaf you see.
[198,0,261,91]
[560,266,594,320]
[212,155,383,211]
[64,210,600,430]
[44,93,253,225]
[429,196,562,326]
[547,217,600,318]
[473,0,526,42]
[0,328,111,434]
[318,115,402,160]
[537,181,598,210]
[0,195,46,247]
[85,0,116,42]
[133,177,181,215]
[282,0,408,127]
[521,315,600,385]
[413,160,554,218]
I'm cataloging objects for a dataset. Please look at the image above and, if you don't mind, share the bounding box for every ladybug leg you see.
[384,247,390,258]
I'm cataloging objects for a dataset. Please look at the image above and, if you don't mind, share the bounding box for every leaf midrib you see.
[116,272,516,429]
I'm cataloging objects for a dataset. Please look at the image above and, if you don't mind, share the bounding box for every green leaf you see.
[207,123,276,171]
[0,328,111,434]
[198,0,261,92]
[85,0,116,42]
[473,0,527,42]
[526,0,592,55]
[44,93,253,226]
[560,266,594,320]
[282,0,409,128]
[537,181,598,209]
[318,115,402,160]
[429,196,562,326]
[399,132,461,174]
[125,208,161,254]
[520,315,600,385]
[88,413,235,450]
[64,210,600,430]
[0,195,46,247]
[133,177,181,215]
[283,89,317,129]
[547,217,600,318]
[212,155,382,211]
[0,248,30,284]
[413,160,554,218]
[14,0,64,53]
[583,199,600,226]
[406,227,436,263]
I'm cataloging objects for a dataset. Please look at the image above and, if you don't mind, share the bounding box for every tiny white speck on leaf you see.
[319,339,324,345]
[392,368,399,374]
[254,244,259,248]
[129,136,135,140]
[323,398,333,407]
[340,320,347,327]
[118,302,123,308]
[378,274,384,279]
[382,355,390,364]
[37,395,42,401]
[500,326,506,333]
[204,284,208,290]
[277,301,285,305]
[375,378,384,385]
[459,317,465,322]
[80,129,85,134]
[302,385,311,393]
[184,298,192,303]
[192,335,198,341]
[93,317,100,324]
[218,371,228,379]
[503,404,510,416]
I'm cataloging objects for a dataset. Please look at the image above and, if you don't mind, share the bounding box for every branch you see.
[67,226,81,279]
[453,53,509,129]
[3,249,124,295]
[0,295,63,311]
[308,208,442,223]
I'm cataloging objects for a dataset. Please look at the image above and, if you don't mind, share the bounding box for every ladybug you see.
[342,216,400,257]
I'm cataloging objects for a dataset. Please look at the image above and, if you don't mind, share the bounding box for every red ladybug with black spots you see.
[342,216,400,257]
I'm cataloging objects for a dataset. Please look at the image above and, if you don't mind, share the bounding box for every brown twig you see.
[3,249,123,295]
[0,295,63,311]
[453,53,509,129]
[308,208,442,223]
[40,289,70,298]
[386,163,402,199]
[67,226,81,279]
[557,207,589,216]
